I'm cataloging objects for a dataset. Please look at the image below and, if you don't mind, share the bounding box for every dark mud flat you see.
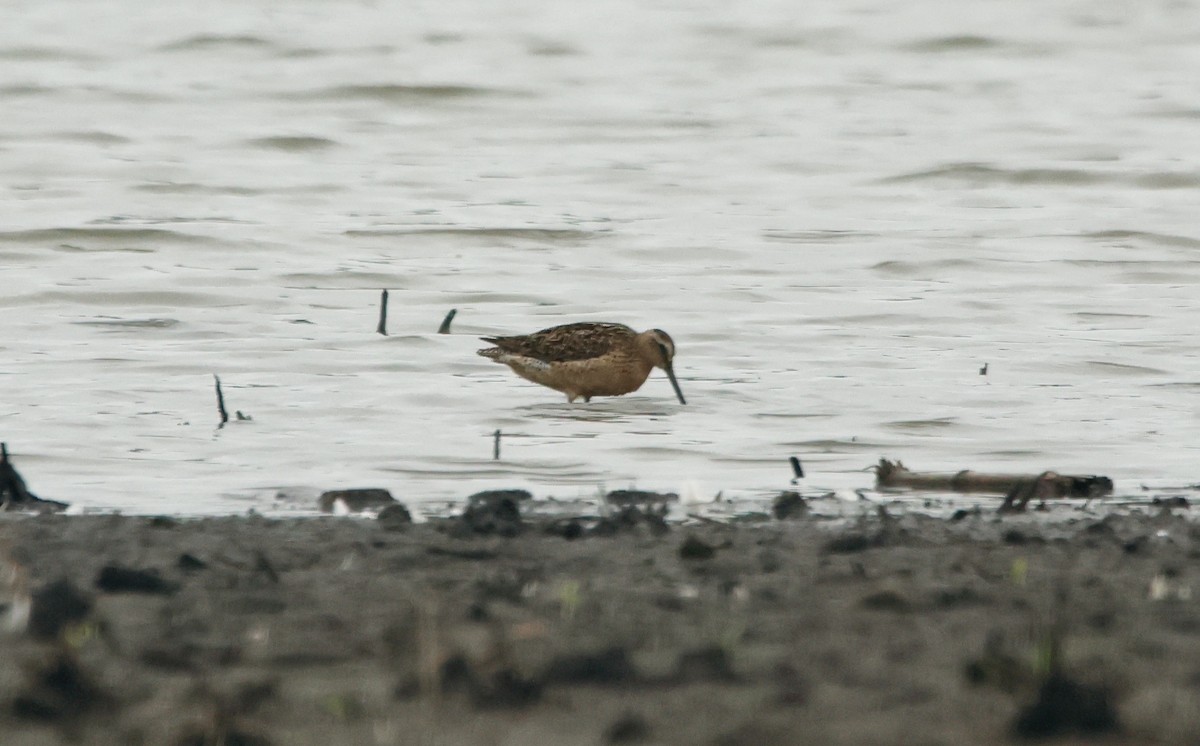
[1,507,1199,745]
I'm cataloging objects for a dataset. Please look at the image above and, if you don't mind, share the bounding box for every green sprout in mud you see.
[558,580,582,621]
[1031,636,1056,680]
[63,621,99,650]
[321,693,365,722]
[1011,557,1028,586]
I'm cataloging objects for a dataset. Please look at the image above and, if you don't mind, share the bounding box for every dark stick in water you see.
[377,289,389,336]
[438,308,457,334]
[790,456,805,481]
[493,429,501,460]
[214,374,229,426]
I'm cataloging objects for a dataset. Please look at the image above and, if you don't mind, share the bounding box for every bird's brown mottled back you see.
[480,322,636,363]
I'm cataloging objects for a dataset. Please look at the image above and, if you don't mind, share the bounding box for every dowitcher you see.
[477,322,686,404]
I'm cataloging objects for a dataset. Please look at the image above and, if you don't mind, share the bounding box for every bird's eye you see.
[656,342,671,361]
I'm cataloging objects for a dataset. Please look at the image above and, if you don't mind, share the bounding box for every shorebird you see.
[477,322,686,404]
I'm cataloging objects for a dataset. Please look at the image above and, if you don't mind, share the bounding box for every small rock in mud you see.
[467,489,532,505]
[757,550,782,573]
[174,678,279,745]
[932,586,987,609]
[605,712,650,743]
[1123,536,1148,554]
[377,503,413,530]
[458,492,523,537]
[675,646,737,682]
[544,518,585,540]
[545,647,636,685]
[27,579,92,641]
[605,489,677,507]
[1003,529,1029,545]
[1013,673,1119,738]
[442,655,541,709]
[177,553,208,572]
[950,507,981,522]
[95,565,177,595]
[477,668,542,709]
[427,545,497,561]
[1084,517,1118,535]
[1152,496,1189,509]
[773,662,810,705]
[823,533,874,554]
[318,488,396,513]
[964,636,1029,694]
[772,491,808,520]
[859,589,912,612]
[175,728,272,746]
[591,506,668,537]
[13,649,109,723]
[678,534,717,560]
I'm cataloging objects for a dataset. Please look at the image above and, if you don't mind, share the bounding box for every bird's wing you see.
[481,322,635,363]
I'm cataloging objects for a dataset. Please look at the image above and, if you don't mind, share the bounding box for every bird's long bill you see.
[665,363,687,405]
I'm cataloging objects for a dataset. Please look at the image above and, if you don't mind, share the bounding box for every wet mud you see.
[1,503,1198,745]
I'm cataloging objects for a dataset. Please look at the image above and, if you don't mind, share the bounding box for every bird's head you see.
[638,329,686,405]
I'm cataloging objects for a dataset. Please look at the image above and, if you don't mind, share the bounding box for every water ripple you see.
[51,131,130,145]
[73,317,182,329]
[345,227,596,244]
[1085,361,1169,376]
[132,181,341,196]
[904,35,1002,52]
[1079,230,1200,249]
[278,84,524,103]
[0,227,212,250]
[884,162,1200,189]
[245,136,339,152]
[158,35,278,52]
[0,47,99,61]
[883,163,1108,186]
[0,84,55,98]
[764,230,877,244]
[884,418,958,430]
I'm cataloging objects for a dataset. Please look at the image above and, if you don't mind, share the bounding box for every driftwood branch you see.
[0,443,33,504]
[0,443,68,512]
[874,459,1112,511]
[437,308,457,334]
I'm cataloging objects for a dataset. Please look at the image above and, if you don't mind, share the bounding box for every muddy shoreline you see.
[1,503,1198,745]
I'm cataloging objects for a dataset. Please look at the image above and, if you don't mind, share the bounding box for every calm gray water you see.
[3,1,1200,514]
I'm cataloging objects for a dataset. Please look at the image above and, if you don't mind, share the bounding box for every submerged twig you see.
[377,289,389,336]
[789,456,804,481]
[438,308,457,334]
[493,429,501,461]
[214,375,229,427]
